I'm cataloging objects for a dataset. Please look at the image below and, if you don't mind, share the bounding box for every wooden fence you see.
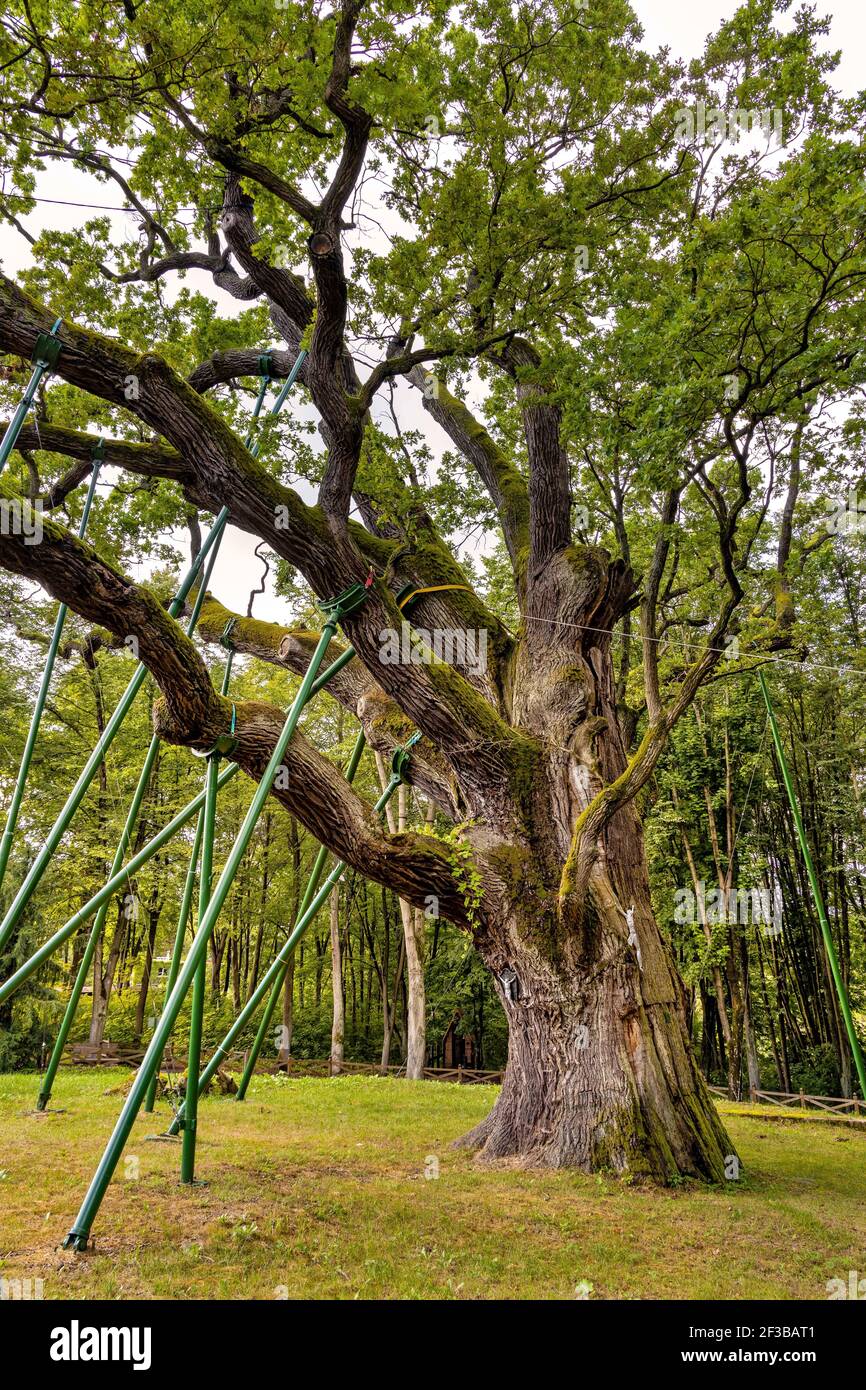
[707,1083,864,1116]
[63,1043,502,1085]
[63,1050,863,1107]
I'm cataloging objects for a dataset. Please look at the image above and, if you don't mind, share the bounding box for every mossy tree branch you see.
[0,492,469,923]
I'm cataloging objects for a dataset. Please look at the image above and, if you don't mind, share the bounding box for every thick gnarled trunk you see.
[460,859,733,1180]
[457,584,735,1181]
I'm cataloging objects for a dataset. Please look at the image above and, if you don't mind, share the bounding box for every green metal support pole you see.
[0,350,307,953]
[31,524,229,1109]
[758,668,866,1099]
[0,763,239,1005]
[175,756,412,1119]
[144,805,205,1113]
[63,604,351,1249]
[235,728,368,1100]
[0,508,228,955]
[180,753,219,1182]
[34,732,162,1111]
[0,319,62,475]
[143,808,204,1113]
[0,453,102,896]
[144,650,236,1115]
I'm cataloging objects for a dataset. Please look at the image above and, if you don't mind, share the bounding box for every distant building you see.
[437,1010,476,1069]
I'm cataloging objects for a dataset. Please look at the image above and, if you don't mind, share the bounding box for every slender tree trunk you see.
[278,955,294,1067]
[375,759,429,1079]
[741,934,761,1094]
[133,891,161,1044]
[231,935,242,1010]
[89,904,126,1048]
[382,931,405,1072]
[675,792,732,1061]
[329,888,344,1074]
[247,811,271,999]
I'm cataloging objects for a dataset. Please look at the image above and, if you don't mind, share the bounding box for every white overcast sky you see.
[0,1,862,622]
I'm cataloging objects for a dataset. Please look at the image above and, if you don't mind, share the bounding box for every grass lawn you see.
[1,1068,864,1300]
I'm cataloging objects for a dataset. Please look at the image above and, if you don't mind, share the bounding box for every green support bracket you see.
[318,576,374,624]
[391,729,422,785]
[394,582,416,608]
[191,705,237,760]
[32,326,63,370]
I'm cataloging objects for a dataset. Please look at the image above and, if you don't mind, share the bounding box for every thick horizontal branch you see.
[188,348,307,395]
[6,415,513,701]
[196,593,367,708]
[12,422,188,488]
[0,482,218,738]
[115,249,256,295]
[0,496,469,923]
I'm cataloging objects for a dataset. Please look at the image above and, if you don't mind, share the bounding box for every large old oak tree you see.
[0,0,863,1177]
